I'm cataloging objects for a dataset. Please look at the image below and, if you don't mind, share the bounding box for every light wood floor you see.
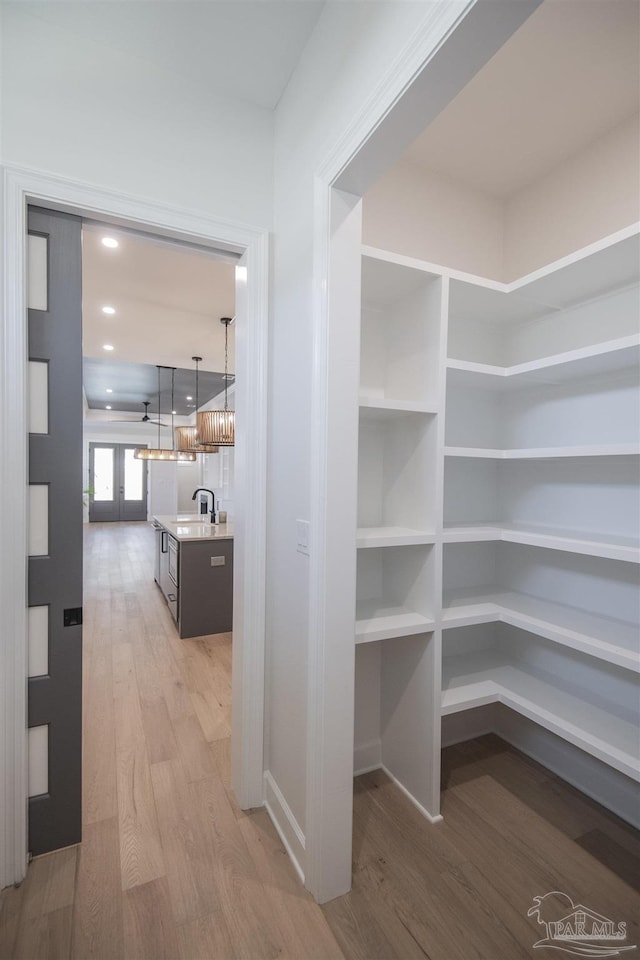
[2,522,639,959]
[0,522,343,960]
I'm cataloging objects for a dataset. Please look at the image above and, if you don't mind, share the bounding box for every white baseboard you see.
[353,738,381,776]
[381,765,443,825]
[263,771,305,884]
[353,737,443,824]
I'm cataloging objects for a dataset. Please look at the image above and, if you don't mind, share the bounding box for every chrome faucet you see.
[192,487,216,521]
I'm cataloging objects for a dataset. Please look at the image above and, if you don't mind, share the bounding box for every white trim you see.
[364,221,640,294]
[263,771,306,885]
[0,166,29,889]
[0,163,269,887]
[380,765,444,825]
[231,242,269,809]
[304,0,542,903]
[353,739,382,776]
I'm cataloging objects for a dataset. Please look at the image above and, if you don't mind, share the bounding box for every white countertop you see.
[153,515,234,542]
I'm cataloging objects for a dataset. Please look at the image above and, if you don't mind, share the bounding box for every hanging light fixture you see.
[197,317,235,447]
[175,356,219,454]
[135,366,196,461]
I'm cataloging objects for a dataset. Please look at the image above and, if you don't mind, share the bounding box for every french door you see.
[88,442,148,522]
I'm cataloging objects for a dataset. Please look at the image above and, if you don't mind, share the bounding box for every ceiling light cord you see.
[171,368,175,451]
[157,366,161,450]
[223,317,231,412]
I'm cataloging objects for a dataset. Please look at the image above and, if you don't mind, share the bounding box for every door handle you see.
[161,531,168,553]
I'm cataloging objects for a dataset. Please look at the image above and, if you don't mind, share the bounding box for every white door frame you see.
[0,163,268,888]
[304,0,542,902]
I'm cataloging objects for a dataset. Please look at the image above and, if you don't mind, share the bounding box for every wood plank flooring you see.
[2,521,639,959]
[324,740,640,960]
[1,522,342,960]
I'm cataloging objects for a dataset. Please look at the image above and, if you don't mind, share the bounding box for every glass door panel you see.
[124,448,143,500]
[89,443,148,522]
[120,446,147,521]
[93,447,115,501]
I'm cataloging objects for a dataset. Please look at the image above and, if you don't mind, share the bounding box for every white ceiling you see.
[11,1,325,110]
[82,223,236,375]
[404,0,640,199]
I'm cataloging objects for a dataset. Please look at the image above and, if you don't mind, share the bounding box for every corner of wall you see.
[504,112,640,280]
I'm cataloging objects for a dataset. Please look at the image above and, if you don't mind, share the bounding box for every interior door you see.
[27,207,83,856]
[88,442,148,522]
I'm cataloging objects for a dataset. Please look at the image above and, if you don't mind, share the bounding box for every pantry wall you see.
[348,0,640,854]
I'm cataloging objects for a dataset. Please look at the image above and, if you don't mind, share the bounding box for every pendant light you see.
[175,356,219,454]
[197,317,235,447]
[134,366,196,461]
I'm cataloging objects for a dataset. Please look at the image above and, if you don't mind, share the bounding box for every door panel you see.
[28,207,83,856]
[89,443,148,522]
[120,446,147,521]
[89,442,119,522]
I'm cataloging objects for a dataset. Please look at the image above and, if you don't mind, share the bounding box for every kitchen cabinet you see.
[153,516,234,638]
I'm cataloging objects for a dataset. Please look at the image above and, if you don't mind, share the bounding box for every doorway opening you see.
[79,218,241,863]
[1,167,268,888]
[88,442,148,522]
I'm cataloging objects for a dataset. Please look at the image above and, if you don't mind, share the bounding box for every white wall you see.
[362,111,640,282]
[268,0,460,856]
[504,112,640,280]
[0,4,273,228]
[363,160,504,278]
[177,460,200,513]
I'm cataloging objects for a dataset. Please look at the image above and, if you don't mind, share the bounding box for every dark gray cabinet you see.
[154,525,233,638]
[178,538,233,638]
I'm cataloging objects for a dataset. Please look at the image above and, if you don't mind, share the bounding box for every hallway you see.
[0,522,342,959]
[1,524,639,959]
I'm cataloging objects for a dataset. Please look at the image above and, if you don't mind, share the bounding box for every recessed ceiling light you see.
[102,305,116,315]
[172,410,177,415]
[103,344,114,351]
[186,396,193,401]
[106,388,113,394]
[106,405,112,410]
[101,237,119,249]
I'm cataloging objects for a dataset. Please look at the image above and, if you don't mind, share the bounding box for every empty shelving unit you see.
[353,226,640,826]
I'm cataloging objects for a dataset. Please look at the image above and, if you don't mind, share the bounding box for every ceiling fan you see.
[105,401,167,426]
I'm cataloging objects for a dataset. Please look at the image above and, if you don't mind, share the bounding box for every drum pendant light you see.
[175,356,219,454]
[197,317,235,447]
[135,366,196,461]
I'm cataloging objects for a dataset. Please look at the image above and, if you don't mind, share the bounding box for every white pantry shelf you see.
[445,444,640,460]
[442,522,640,563]
[357,526,436,548]
[441,589,640,673]
[446,335,640,390]
[512,229,640,311]
[441,651,640,782]
[359,396,438,417]
[355,599,434,644]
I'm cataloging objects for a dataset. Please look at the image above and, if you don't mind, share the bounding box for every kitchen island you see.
[153,514,233,639]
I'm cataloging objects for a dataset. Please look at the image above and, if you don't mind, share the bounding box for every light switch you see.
[296,519,310,556]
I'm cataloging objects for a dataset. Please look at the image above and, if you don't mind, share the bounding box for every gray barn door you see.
[27,207,83,855]
[88,442,148,522]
